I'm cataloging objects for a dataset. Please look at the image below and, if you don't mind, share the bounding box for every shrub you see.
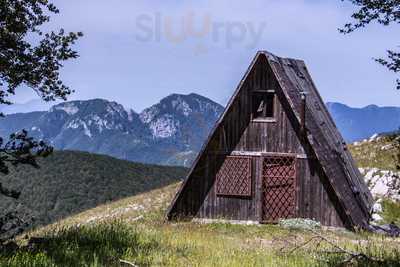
[381,199,400,225]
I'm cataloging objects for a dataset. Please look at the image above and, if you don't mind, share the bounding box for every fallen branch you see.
[281,229,385,266]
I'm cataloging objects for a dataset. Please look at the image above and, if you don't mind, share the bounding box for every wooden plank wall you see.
[196,154,260,220]
[170,54,346,227]
[296,158,344,227]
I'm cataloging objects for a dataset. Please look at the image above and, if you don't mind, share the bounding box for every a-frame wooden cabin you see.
[167,51,374,229]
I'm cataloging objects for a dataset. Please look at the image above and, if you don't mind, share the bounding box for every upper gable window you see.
[252,91,275,121]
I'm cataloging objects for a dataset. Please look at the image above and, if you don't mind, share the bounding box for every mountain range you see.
[0,94,399,167]
[326,102,400,142]
[0,94,223,167]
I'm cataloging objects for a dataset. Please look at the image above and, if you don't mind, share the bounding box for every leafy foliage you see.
[375,50,400,90]
[0,130,53,175]
[0,0,82,184]
[0,210,33,245]
[0,0,81,242]
[0,150,187,228]
[0,0,82,105]
[0,129,53,244]
[341,0,400,89]
[340,0,400,33]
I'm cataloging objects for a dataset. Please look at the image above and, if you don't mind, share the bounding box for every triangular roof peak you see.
[167,51,373,229]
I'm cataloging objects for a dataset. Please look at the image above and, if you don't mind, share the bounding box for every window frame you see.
[251,90,277,123]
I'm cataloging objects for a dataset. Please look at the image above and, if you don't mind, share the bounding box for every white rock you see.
[362,167,400,201]
[83,123,92,138]
[372,213,383,222]
[381,144,393,151]
[195,99,221,117]
[369,133,379,141]
[67,119,81,129]
[372,203,383,213]
[372,178,390,196]
[53,103,79,115]
[149,115,179,138]
[106,103,126,118]
[139,106,159,124]
[127,110,136,122]
[172,97,192,116]
[66,119,92,138]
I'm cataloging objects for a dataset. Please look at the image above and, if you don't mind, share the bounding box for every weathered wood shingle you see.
[265,52,373,228]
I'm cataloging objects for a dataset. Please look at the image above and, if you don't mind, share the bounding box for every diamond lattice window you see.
[262,156,296,222]
[216,156,252,197]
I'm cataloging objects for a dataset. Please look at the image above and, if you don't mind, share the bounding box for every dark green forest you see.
[0,151,187,228]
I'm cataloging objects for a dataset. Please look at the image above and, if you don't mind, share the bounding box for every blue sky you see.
[14,0,400,111]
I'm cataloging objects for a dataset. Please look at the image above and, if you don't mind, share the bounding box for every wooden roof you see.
[167,51,373,229]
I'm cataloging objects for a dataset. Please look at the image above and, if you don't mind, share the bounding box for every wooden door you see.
[261,155,296,222]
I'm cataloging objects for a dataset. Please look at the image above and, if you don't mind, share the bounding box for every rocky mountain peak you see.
[50,99,129,118]
[0,94,223,166]
[43,99,139,139]
[139,93,223,140]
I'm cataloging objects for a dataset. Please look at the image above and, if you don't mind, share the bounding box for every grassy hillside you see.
[348,135,398,171]
[0,184,398,267]
[349,135,400,226]
[0,150,187,227]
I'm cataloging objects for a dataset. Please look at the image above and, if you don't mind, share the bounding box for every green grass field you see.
[1,184,399,267]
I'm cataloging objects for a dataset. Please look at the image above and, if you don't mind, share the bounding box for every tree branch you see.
[281,229,386,265]
[341,1,400,89]
[340,0,400,34]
